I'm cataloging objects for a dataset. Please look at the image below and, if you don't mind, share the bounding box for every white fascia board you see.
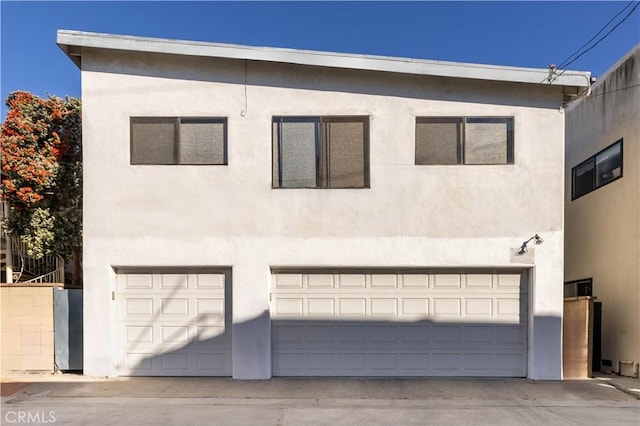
[57,30,591,88]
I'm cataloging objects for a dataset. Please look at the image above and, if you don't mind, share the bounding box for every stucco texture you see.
[80,48,567,379]
[565,46,640,376]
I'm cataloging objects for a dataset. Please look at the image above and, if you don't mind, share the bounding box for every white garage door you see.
[271,271,527,377]
[116,271,232,376]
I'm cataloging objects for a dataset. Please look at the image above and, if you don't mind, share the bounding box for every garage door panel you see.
[400,353,430,370]
[274,274,304,289]
[273,325,304,344]
[160,298,189,316]
[275,298,303,316]
[402,275,429,288]
[271,271,527,377]
[495,325,527,346]
[307,298,335,316]
[308,274,335,289]
[194,274,225,289]
[125,353,153,372]
[126,325,154,344]
[159,274,188,290]
[431,353,461,372]
[463,326,493,344]
[117,271,231,376]
[465,274,493,288]
[401,298,429,316]
[465,298,493,316]
[195,325,226,342]
[371,274,398,288]
[495,353,527,372]
[122,274,153,289]
[496,274,522,288]
[338,274,366,288]
[462,353,494,371]
[338,298,366,316]
[196,298,224,318]
[196,352,225,370]
[432,298,462,316]
[369,326,398,343]
[337,325,367,345]
[401,325,430,343]
[124,298,154,317]
[370,298,398,316]
[337,353,367,370]
[307,353,334,370]
[433,274,462,289]
[306,326,334,343]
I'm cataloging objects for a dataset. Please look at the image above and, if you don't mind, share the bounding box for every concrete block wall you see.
[1,285,56,373]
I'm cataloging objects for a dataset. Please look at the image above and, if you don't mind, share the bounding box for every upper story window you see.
[572,139,623,200]
[272,116,370,188]
[130,117,227,165]
[415,117,514,165]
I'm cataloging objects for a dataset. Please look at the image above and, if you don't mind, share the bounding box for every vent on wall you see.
[619,361,639,378]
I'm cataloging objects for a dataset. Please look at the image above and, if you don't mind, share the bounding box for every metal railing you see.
[10,237,65,284]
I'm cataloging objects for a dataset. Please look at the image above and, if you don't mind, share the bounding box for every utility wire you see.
[561,1,640,71]
[547,1,640,83]
[556,1,636,70]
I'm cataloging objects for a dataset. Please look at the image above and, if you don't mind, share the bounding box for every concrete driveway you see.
[2,375,639,425]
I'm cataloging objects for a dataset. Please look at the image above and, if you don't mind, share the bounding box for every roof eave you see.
[56,30,591,88]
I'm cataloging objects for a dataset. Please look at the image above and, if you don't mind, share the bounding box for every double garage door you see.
[116,271,232,376]
[271,271,528,377]
[116,270,527,377]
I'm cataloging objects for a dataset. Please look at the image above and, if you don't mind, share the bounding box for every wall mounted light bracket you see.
[515,234,543,256]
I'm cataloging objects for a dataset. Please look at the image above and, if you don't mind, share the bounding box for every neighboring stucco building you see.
[57,30,590,380]
[565,45,640,377]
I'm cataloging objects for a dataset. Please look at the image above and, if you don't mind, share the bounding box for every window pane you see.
[595,141,622,187]
[326,120,366,188]
[415,119,460,165]
[275,119,318,188]
[573,159,595,199]
[465,118,511,164]
[179,119,225,165]
[131,118,176,164]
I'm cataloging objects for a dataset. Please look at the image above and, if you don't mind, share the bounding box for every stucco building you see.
[565,45,639,377]
[58,30,590,379]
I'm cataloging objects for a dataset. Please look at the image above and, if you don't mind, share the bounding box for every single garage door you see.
[116,271,231,376]
[271,271,527,377]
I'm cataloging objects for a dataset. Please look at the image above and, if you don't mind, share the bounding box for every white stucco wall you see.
[81,48,567,379]
[565,46,640,374]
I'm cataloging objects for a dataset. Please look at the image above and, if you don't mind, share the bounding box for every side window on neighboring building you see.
[415,117,514,165]
[130,117,227,165]
[272,116,370,188]
[571,139,622,200]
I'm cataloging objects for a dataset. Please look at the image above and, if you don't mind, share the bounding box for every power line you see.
[561,1,640,71]
[546,1,640,83]
[556,1,636,70]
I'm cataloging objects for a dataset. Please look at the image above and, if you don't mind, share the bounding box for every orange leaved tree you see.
[1,91,82,285]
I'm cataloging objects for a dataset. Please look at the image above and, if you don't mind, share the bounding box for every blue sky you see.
[1,1,639,116]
